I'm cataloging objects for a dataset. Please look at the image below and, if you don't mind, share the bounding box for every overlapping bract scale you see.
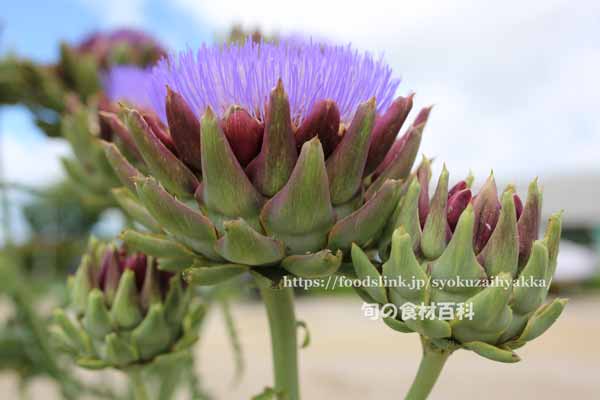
[102,76,430,284]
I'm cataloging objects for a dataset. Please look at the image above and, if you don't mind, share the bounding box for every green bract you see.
[102,83,428,285]
[52,239,204,370]
[351,161,566,363]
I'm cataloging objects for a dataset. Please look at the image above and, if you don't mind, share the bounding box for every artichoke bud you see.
[54,239,201,369]
[352,172,567,363]
[59,42,101,100]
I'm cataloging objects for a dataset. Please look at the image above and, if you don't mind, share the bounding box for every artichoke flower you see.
[0,28,164,128]
[55,30,164,202]
[52,239,204,370]
[351,158,566,396]
[101,40,430,399]
[0,29,166,206]
[100,39,430,285]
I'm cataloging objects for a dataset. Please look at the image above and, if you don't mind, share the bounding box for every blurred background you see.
[0,0,599,399]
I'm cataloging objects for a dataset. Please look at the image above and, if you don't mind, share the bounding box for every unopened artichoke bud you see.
[352,165,567,363]
[100,40,432,286]
[53,239,204,370]
[74,29,166,70]
[59,29,165,100]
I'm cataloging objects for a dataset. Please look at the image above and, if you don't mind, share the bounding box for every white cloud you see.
[171,0,600,181]
[0,134,70,244]
[3,134,70,186]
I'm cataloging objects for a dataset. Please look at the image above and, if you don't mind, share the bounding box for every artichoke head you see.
[52,239,204,370]
[351,160,567,363]
[102,82,429,285]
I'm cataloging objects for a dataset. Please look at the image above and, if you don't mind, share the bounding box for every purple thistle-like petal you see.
[102,66,155,109]
[147,40,400,125]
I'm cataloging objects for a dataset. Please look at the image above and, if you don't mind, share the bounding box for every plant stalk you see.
[128,368,150,400]
[259,285,300,400]
[405,338,451,400]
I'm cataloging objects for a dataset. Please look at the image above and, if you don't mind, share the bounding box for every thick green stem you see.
[405,339,451,400]
[259,285,300,400]
[128,368,150,400]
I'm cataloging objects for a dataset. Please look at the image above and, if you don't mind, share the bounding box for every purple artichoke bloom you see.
[147,40,400,125]
[103,66,155,109]
[102,38,431,284]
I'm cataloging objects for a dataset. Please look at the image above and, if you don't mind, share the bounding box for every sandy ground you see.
[2,294,599,399]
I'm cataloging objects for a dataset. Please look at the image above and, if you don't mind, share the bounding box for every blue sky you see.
[0,0,215,242]
[2,0,213,61]
[1,0,212,145]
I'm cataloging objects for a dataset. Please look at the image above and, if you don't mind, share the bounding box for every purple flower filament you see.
[148,40,401,125]
[103,66,155,109]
